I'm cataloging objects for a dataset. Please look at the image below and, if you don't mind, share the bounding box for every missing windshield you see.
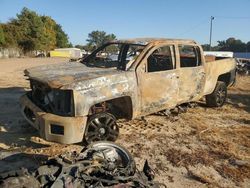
[82,43,145,70]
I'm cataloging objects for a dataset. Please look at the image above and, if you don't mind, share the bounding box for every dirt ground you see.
[0,58,249,188]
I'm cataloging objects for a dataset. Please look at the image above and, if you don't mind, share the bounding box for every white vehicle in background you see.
[204,51,234,59]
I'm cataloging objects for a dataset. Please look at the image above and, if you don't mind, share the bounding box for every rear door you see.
[136,44,179,115]
[177,45,205,103]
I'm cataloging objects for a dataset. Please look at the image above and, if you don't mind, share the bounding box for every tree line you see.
[75,30,116,52]
[0,7,71,54]
[0,7,249,55]
[202,38,250,52]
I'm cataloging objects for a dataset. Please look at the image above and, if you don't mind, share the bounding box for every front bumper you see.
[20,94,87,144]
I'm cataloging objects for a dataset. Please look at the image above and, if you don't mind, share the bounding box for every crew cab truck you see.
[20,38,236,144]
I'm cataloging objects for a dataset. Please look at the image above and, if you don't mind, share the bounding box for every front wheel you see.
[84,112,119,144]
[206,81,227,107]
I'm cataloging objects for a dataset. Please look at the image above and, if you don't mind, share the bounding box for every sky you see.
[0,0,250,46]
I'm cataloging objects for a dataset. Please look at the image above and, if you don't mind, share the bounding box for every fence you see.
[0,48,21,58]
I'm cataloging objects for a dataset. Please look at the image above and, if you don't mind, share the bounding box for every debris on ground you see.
[0,142,166,188]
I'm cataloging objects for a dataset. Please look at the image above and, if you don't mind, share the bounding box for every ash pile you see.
[0,142,166,188]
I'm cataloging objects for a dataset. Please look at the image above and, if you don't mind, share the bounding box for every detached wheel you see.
[206,81,227,107]
[85,112,119,144]
[86,141,136,176]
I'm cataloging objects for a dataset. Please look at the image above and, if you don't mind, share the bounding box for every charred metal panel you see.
[25,62,122,88]
[66,71,138,117]
[203,58,236,95]
[138,68,178,115]
[177,67,205,103]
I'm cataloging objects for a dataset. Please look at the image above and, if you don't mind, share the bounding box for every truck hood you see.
[24,62,121,88]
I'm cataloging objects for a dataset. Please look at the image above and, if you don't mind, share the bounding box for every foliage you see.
[204,37,249,52]
[86,30,116,50]
[41,16,57,50]
[217,38,247,52]
[0,7,71,53]
[75,44,85,50]
[201,44,210,51]
[247,42,250,52]
[15,7,45,52]
[1,23,22,48]
[55,24,70,48]
[0,24,5,46]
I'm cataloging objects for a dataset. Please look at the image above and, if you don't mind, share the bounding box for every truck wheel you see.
[84,112,119,144]
[206,81,227,107]
[85,141,136,176]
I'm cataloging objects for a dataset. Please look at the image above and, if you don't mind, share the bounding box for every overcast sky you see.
[0,0,250,45]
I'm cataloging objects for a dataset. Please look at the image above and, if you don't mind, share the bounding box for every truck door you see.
[137,45,179,115]
[177,45,205,103]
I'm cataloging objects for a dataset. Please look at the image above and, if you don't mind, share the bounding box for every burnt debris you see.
[0,142,166,188]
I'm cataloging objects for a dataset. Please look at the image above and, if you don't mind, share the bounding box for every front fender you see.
[71,72,138,116]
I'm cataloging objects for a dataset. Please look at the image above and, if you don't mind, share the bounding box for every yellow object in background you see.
[50,51,70,58]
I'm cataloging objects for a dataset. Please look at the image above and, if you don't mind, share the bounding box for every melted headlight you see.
[29,80,74,116]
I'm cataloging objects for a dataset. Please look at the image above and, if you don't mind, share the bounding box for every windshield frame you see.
[81,42,146,71]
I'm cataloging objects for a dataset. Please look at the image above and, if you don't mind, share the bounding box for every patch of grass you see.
[216,164,250,183]
[165,148,214,167]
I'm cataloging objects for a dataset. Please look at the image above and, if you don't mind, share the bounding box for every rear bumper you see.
[19,94,87,144]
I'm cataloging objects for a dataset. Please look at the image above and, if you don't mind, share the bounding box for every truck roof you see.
[114,38,197,45]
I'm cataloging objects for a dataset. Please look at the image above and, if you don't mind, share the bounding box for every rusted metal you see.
[20,38,237,144]
[0,142,166,188]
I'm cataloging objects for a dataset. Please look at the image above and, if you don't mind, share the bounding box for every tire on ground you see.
[206,81,227,107]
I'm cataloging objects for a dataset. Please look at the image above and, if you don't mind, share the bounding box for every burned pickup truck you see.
[20,38,236,144]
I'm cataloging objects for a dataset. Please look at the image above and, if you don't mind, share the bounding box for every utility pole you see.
[209,16,214,51]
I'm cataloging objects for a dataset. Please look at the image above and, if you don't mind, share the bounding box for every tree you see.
[40,16,57,51]
[15,7,45,53]
[75,44,84,50]
[0,7,72,54]
[55,24,70,48]
[1,23,21,48]
[217,37,246,52]
[201,44,210,51]
[246,41,250,52]
[86,30,116,50]
[0,24,5,46]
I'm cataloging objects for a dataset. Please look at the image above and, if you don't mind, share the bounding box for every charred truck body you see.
[20,38,236,144]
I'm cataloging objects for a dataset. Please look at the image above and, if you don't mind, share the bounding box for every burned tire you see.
[84,112,119,144]
[86,141,136,176]
[206,81,227,107]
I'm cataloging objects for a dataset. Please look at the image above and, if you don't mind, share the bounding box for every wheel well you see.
[218,72,231,86]
[89,96,133,120]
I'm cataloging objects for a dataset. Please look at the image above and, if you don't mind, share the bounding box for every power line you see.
[177,18,208,37]
[214,16,250,19]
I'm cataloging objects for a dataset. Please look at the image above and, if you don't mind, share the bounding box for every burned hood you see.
[24,62,121,88]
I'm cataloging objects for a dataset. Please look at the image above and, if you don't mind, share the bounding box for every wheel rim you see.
[216,87,226,106]
[85,114,119,143]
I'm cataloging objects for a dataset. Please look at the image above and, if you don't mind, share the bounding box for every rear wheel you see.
[206,81,227,107]
[84,112,119,144]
